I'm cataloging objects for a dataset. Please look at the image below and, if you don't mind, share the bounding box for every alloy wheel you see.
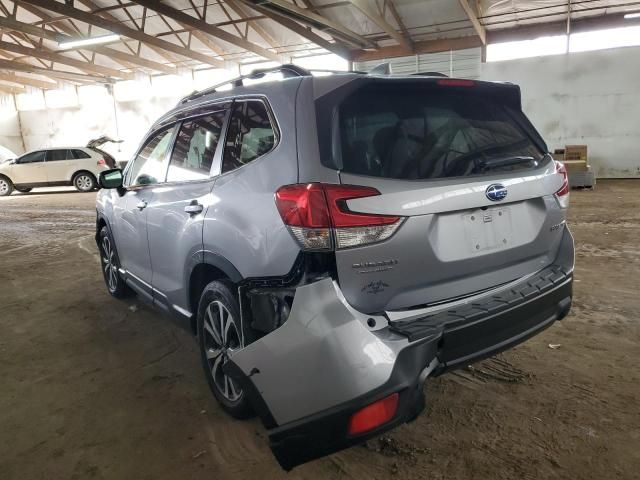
[76,175,93,191]
[203,300,243,402]
[101,236,118,293]
[0,179,9,195]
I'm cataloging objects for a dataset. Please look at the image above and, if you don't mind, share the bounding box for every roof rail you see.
[179,63,311,105]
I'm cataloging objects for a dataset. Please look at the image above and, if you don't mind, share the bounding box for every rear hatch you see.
[317,78,567,314]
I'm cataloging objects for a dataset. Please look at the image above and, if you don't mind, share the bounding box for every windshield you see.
[338,86,546,180]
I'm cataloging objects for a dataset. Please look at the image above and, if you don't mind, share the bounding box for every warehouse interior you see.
[0,1,639,479]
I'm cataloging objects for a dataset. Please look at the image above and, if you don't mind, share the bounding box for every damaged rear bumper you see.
[227,230,574,470]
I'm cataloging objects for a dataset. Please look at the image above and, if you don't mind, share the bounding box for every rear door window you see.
[46,149,72,161]
[338,86,545,179]
[167,111,226,182]
[72,149,91,159]
[222,100,275,174]
[126,127,175,186]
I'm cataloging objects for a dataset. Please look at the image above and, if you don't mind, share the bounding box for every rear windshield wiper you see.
[476,155,537,172]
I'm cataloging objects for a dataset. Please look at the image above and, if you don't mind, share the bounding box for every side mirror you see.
[99,168,123,189]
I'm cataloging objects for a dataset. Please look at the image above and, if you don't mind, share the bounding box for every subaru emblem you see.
[485,183,507,202]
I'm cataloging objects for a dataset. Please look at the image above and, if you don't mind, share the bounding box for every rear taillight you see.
[554,161,570,209]
[436,79,475,87]
[97,158,107,166]
[348,393,399,436]
[275,183,403,250]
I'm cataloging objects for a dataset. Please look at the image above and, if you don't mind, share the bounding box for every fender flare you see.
[185,250,244,286]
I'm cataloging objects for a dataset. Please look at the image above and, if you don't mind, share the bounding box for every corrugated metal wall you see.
[355,48,482,79]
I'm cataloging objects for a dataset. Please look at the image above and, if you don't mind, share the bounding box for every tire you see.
[0,175,13,196]
[73,172,96,192]
[197,280,254,419]
[15,187,32,193]
[98,226,131,298]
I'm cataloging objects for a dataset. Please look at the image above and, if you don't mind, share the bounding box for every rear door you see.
[44,149,74,183]
[11,151,47,184]
[146,108,228,315]
[328,81,566,313]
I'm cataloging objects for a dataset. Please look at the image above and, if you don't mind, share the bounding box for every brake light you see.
[554,161,570,208]
[275,183,403,250]
[97,158,106,166]
[437,79,476,87]
[348,393,399,436]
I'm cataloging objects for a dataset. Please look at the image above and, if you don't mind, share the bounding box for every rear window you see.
[338,86,546,179]
[72,149,91,159]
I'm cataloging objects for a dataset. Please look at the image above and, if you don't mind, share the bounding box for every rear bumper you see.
[229,229,574,470]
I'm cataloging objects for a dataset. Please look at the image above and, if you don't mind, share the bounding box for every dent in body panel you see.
[230,277,408,425]
[202,86,302,279]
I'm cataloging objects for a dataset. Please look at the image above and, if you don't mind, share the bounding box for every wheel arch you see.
[0,172,13,184]
[71,169,97,183]
[187,251,243,334]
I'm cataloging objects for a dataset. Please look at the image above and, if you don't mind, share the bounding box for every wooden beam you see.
[74,0,183,65]
[225,0,278,49]
[0,82,25,94]
[130,0,282,62]
[0,40,134,79]
[250,0,376,50]
[349,0,412,52]
[0,72,58,89]
[387,0,410,40]
[353,35,483,62]
[89,46,178,75]
[21,0,226,68]
[0,15,178,75]
[175,2,227,59]
[0,58,108,83]
[0,16,67,42]
[458,0,486,44]
[237,0,353,59]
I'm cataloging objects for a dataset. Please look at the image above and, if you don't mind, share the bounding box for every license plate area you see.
[463,207,512,253]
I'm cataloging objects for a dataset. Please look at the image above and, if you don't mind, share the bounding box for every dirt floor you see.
[0,180,638,480]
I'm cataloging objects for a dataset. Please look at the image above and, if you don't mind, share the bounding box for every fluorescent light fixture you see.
[58,34,120,50]
[624,12,640,19]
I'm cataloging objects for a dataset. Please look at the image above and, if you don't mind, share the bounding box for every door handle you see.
[184,201,204,215]
[136,200,148,210]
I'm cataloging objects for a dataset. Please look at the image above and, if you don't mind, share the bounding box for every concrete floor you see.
[1,181,639,480]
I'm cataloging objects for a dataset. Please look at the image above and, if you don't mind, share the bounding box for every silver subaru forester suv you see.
[96,65,574,469]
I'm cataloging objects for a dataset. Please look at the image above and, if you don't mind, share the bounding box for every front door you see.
[11,150,47,184]
[146,109,227,315]
[112,126,176,298]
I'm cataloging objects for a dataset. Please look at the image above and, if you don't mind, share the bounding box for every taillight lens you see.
[436,79,475,87]
[348,393,399,436]
[275,183,403,250]
[554,161,570,209]
[97,158,107,166]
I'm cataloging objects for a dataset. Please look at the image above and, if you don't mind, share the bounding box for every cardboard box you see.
[564,160,590,174]
[564,145,588,161]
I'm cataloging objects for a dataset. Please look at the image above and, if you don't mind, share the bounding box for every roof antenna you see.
[369,62,391,75]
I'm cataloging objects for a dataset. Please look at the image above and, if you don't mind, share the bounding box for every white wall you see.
[0,95,24,155]
[2,48,638,176]
[18,90,181,162]
[480,46,640,178]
